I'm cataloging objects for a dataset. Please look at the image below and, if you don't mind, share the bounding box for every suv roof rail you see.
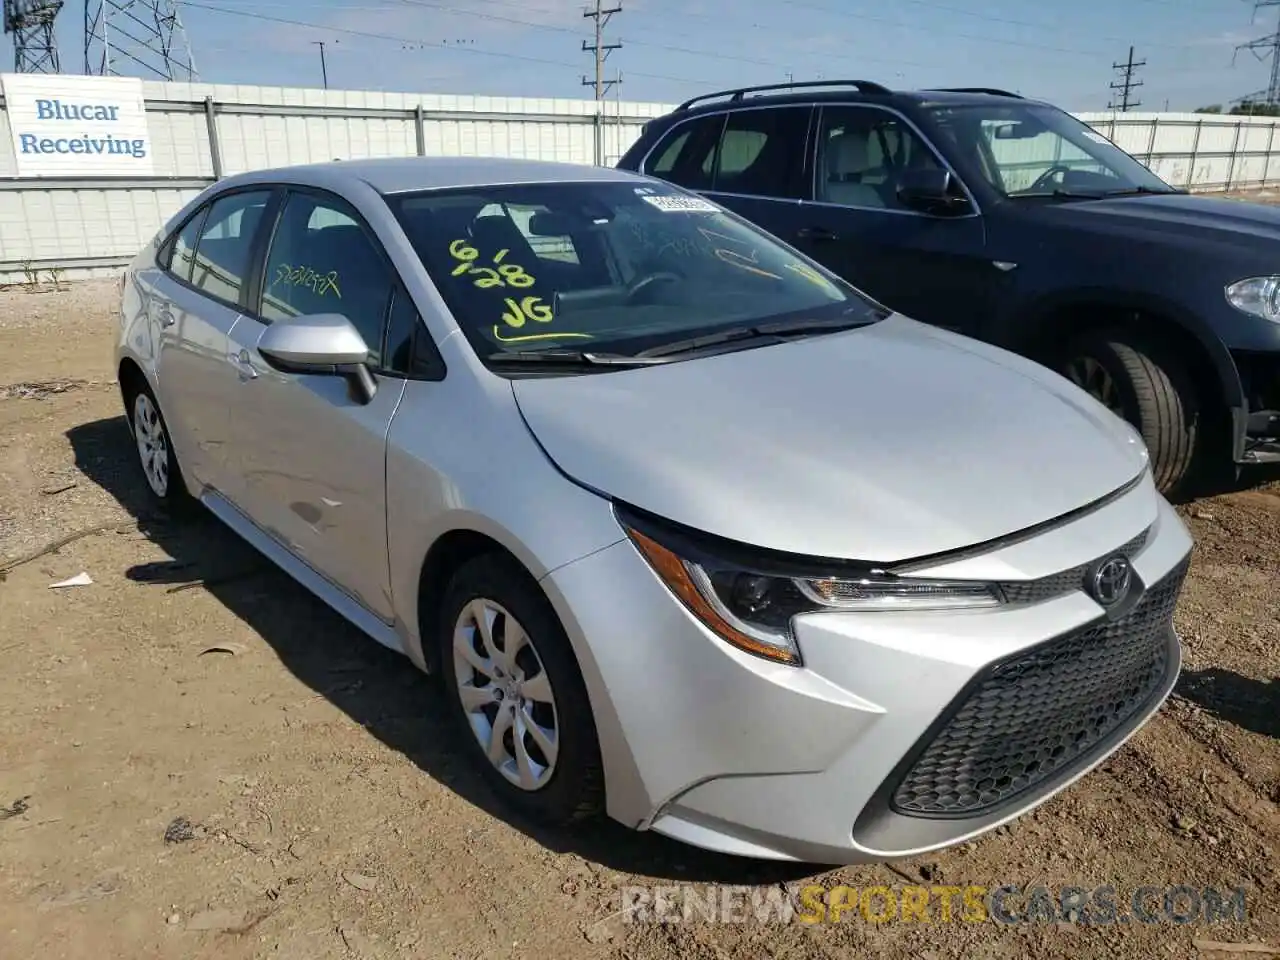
[926,87,1023,98]
[675,80,893,112]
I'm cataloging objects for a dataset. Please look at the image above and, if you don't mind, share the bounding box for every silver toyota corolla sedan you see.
[115,156,1193,864]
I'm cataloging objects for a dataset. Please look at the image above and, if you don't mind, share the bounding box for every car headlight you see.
[1225,276,1280,322]
[616,505,1003,667]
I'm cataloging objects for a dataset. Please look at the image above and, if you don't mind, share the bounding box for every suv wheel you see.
[1061,329,1199,496]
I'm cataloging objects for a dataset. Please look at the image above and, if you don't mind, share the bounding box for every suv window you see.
[645,113,724,190]
[260,191,394,367]
[982,120,1114,194]
[815,106,948,211]
[712,107,811,199]
[187,190,271,304]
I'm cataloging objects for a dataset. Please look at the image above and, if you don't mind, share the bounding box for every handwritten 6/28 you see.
[447,237,589,342]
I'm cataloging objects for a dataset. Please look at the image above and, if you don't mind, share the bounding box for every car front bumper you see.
[540,472,1193,864]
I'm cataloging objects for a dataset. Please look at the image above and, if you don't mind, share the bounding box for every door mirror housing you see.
[896,168,972,216]
[257,313,378,403]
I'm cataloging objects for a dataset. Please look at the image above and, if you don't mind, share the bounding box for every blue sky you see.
[20,0,1280,110]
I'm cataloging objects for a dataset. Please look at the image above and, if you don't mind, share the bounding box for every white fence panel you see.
[2,79,1278,283]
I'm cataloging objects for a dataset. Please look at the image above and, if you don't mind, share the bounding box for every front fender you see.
[994,286,1244,414]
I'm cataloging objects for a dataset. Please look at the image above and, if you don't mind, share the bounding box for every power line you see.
[183,0,710,85]
[1234,0,1280,105]
[1108,45,1146,111]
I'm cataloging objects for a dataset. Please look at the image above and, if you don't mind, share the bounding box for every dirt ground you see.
[0,278,1276,960]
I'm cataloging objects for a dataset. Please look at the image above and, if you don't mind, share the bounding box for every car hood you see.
[511,316,1148,563]
[1044,192,1280,250]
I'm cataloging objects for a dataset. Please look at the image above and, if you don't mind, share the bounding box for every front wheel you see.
[438,554,604,826]
[1060,329,1201,496]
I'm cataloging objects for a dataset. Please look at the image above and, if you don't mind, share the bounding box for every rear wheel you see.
[1061,329,1200,496]
[126,381,197,515]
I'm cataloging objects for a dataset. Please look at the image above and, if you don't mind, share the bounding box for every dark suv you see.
[617,80,1280,496]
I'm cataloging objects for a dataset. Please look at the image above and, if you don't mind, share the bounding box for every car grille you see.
[998,527,1150,605]
[890,556,1187,818]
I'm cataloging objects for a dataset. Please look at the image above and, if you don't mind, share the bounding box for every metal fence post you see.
[1225,121,1243,191]
[414,104,426,157]
[1265,123,1277,187]
[1145,117,1159,168]
[204,95,223,179]
[1186,119,1202,190]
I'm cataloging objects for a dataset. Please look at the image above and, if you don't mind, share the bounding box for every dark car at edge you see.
[616,80,1280,496]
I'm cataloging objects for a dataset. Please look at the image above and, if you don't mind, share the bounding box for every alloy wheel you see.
[452,598,560,792]
[1065,355,1125,418]
[133,392,170,498]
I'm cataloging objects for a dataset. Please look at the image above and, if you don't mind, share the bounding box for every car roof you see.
[217,156,649,196]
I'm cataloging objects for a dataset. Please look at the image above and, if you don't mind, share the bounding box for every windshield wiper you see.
[1014,188,1106,200]
[1103,185,1184,197]
[636,315,876,359]
[486,349,672,367]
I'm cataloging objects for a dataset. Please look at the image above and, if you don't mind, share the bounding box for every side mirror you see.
[257,313,378,403]
[896,168,971,216]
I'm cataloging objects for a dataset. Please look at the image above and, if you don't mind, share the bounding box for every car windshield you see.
[387,181,880,360]
[925,102,1178,198]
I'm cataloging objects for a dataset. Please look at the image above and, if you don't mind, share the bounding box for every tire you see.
[438,553,604,826]
[124,380,197,515]
[1061,329,1200,496]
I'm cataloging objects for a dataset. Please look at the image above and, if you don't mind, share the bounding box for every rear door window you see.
[711,106,812,199]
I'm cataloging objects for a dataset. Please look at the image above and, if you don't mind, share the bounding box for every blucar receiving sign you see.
[1,73,153,177]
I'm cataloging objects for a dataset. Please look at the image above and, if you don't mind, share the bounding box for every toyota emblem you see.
[1090,555,1133,606]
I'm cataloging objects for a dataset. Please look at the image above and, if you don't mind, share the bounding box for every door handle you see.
[797,226,839,242]
[230,348,259,380]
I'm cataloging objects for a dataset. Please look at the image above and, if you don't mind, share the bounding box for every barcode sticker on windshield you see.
[641,194,720,213]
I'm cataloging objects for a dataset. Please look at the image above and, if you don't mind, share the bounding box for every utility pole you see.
[1235,1,1280,106]
[313,40,329,89]
[582,1,621,100]
[582,0,621,164]
[1108,45,1145,112]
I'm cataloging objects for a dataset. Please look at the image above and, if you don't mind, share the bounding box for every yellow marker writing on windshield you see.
[449,238,539,290]
[501,295,552,328]
[786,262,840,295]
[696,226,783,281]
[491,295,592,344]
